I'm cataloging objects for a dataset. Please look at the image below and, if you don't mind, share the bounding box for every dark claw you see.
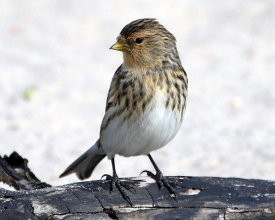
[101,173,134,206]
[114,180,133,206]
[141,170,163,190]
[101,174,116,192]
[120,181,136,194]
[141,169,177,200]
[140,170,156,179]
[162,179,177,200]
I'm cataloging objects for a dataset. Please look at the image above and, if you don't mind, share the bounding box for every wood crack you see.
[1,152,275,219]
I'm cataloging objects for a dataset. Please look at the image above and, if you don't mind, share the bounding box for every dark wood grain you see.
[0,152,275,219]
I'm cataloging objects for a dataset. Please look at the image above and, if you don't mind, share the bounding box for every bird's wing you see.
[105,64,123,112]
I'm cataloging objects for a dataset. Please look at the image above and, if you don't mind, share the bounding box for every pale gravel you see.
[0,1,275,186]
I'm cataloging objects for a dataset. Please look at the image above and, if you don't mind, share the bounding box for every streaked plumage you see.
[60,18,188,205]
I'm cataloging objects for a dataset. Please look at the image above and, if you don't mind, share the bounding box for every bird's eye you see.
[135,38,143,44]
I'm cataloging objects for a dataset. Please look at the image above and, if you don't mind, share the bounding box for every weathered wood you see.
[0,152,275,219]
[0,152,51,190]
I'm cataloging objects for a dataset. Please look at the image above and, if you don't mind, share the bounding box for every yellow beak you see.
[110,42,126,51]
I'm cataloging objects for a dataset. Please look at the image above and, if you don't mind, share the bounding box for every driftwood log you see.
[0,152,275,219]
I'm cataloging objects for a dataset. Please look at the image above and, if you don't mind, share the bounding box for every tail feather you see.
[60,142,106,180]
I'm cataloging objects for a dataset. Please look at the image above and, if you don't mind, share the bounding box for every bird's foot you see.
[141,170,177,200]
[101,174,135,206]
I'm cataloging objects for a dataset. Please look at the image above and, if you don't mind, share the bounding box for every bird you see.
[60,18,188,206]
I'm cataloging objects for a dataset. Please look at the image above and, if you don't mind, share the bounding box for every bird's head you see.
[110,18,179,72]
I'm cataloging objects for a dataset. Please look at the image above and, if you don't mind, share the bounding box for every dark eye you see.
[135,38,143,44]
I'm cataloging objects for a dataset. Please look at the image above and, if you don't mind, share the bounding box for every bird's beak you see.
[110,42,126,51]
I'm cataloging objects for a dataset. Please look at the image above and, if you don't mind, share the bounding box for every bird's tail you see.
[59,141,106,180]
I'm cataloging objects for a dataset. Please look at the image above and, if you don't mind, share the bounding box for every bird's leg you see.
[141,154,177,199]
[101,157,135,206]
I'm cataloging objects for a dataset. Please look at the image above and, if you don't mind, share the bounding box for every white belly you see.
[100,92,182,159]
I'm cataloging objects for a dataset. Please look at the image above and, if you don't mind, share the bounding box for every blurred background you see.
[0,1,275,186]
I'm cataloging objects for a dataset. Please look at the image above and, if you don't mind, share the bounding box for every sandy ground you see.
[0,1,275,186]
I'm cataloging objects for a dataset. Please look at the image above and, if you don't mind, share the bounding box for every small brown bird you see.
[60,18,188,205]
